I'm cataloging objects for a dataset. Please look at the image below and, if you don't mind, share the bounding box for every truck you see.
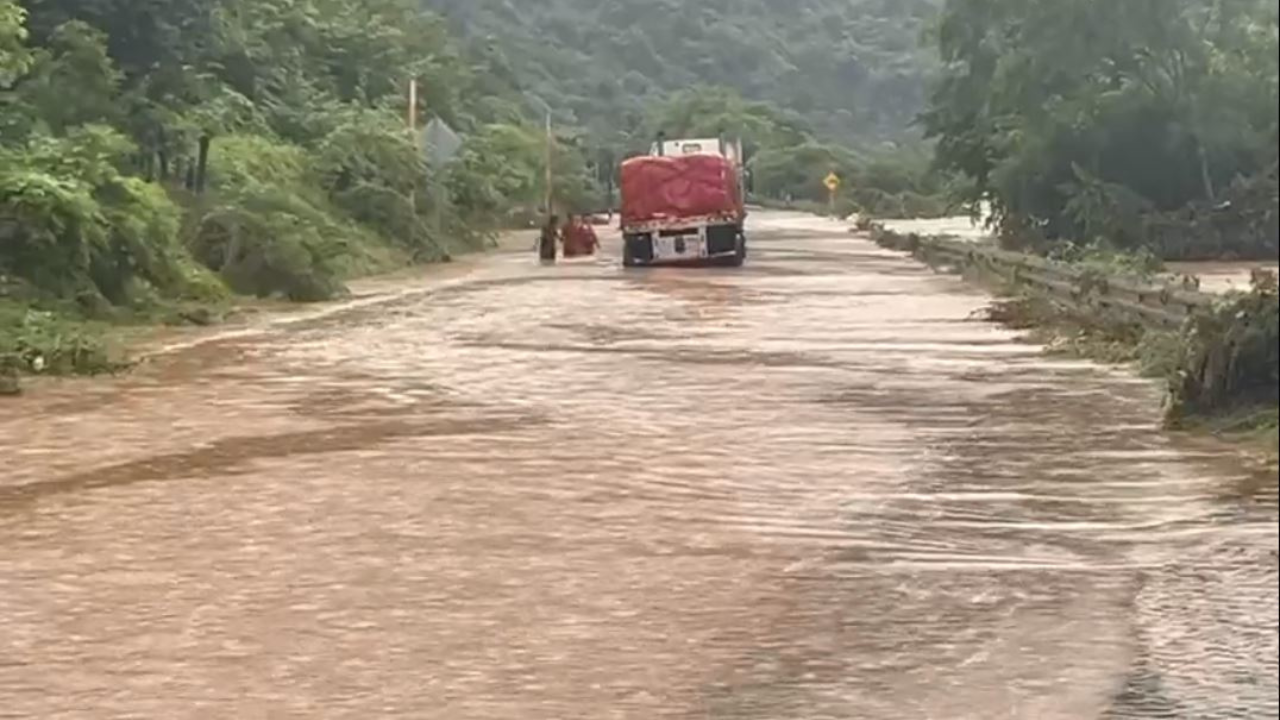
[619,136,748,268]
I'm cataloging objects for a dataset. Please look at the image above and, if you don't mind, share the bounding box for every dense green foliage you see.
[1,0,603,312]
[426,0,943,151]
[924,0,1280,259]
[1,125,215,310]
[1171,273,1280,420]
[0,302,119,377]
[1,1,30,85]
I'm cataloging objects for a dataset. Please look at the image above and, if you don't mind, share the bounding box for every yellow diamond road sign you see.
[824,172,841,191]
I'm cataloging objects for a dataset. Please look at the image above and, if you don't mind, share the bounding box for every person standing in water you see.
[578,216,600,257]
[538,214,560,263]
[561,214,601,258]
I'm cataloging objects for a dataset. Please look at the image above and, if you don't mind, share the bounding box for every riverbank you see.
[1,229,538,396]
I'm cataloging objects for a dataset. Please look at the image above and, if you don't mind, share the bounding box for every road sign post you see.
[423,117,463,241]
[824,171,841,217]
[545,112,553,218]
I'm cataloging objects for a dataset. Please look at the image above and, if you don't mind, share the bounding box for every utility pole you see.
[600,148,615,217]
[526,94,555,219]
[407,78,419,247]
[544,110,554,219]
[408,79,418,135]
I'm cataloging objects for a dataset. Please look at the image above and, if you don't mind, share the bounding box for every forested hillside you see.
[425,0,942,150]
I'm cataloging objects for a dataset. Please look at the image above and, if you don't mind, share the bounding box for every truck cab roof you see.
[649,138,743,167]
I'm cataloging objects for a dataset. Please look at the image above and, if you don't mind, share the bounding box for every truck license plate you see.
[656,235,696,258]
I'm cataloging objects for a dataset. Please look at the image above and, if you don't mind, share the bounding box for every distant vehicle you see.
[619,135,747,267]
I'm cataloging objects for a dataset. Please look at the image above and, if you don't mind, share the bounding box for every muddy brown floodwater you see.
[1,212,1276,719]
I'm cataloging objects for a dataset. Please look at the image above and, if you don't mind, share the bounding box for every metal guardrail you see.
[868,225,1219,330]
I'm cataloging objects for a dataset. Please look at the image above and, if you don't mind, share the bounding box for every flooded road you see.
[880,215,993,243]
[878,216,1280,294]
[1166,261,1280,294]
[2,212,1276,719]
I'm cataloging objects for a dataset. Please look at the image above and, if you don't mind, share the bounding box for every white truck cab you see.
[649,137,744,167]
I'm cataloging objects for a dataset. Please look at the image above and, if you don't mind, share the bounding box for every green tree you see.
[1,0,30,85]
[1,125,210,308]
[924,0,1279,256]
[12,20,120,132]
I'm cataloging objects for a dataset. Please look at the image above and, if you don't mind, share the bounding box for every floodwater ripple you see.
[1,212,1275,719]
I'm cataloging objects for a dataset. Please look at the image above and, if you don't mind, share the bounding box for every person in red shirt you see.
[562,215,582,257]
[578,217,600,256]
[562,214,600,258]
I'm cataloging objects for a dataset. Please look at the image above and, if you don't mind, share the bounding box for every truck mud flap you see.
[623,233,654,267]
[705,225,740,256]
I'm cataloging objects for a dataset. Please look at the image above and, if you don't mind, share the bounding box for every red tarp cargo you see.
[620,154,742,226]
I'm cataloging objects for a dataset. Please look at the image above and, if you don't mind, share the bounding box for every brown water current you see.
[1,212,1276,719]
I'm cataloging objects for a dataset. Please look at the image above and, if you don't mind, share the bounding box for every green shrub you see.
[1168,277,1280,423]
[188,134,396,301]
[1136,330,1184,380]
[0,126,219,311]
[189,202,349,302]
[316,108,421,241]
[1047,240,1165,280]
[0,302,119,376]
